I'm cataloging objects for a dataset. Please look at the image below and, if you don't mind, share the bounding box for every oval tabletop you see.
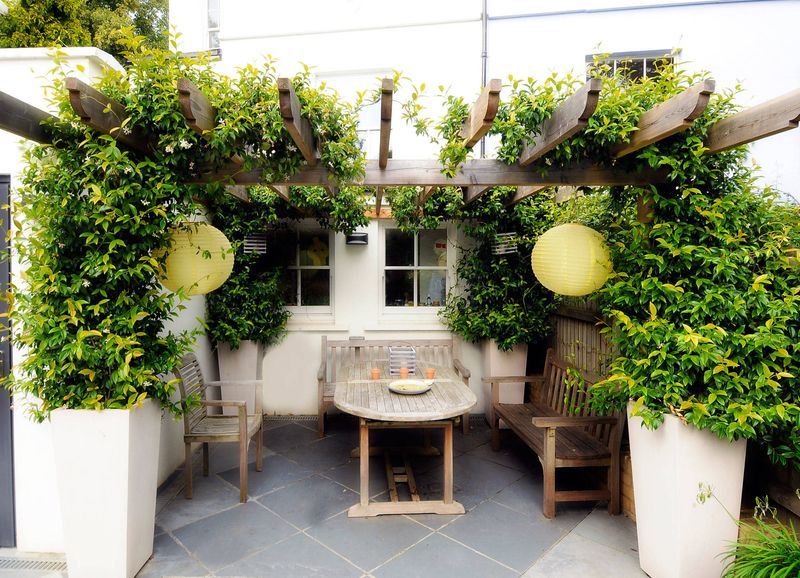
[334,377,477,422]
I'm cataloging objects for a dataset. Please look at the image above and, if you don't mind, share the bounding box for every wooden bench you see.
[317,336,471,437]
[484,348,623,518]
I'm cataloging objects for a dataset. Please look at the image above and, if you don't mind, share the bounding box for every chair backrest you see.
[174,354,207,435]
[539,348,623,450]
[321,336,456,382]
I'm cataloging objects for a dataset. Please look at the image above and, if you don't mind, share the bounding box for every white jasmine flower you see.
[165,144,175,154]
[180,139,192,150]
[122,127,132,136]
[123,166,133,175]
[188,162,195,170]
[82,279,90,288]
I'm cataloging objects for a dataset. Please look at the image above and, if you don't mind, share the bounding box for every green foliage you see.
[0,0,90,49]
[205,189,289,349]
[0,0,167,58]
[441,188,558,351]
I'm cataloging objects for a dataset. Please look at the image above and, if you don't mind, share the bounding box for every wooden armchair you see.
[174,354,264,503]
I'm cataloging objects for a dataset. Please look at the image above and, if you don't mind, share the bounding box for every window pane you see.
[265,230,295,267]
[208,30,220,49]
[418,270,446,306]
[280,271,298,306]
[646,57,673,78]
[618,59,644,80]
[208,0,220,28]
[418,231,447,267]
[385,270,414,306]
[301,270,330,306]
[299,232,329,266]
[386,230,413,266]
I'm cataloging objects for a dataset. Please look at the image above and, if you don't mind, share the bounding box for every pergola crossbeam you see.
[196,159,667,187]
[277,77,317,167]
[705,88,800,153]
[507,185,548,205]
[65,77,150,153]
[464,185,492,204]
[225,185,251,202]
[459,79,502,149]
[267,184,290,201]
[519,78,603,167]
[375,186,384,216]
[420,186,437,204]
[177,78,216,134]
[612,79,716,158]
[379,78,393,169]
[0,90,56,144]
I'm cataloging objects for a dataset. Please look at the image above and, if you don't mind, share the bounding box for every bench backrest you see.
[320,336,456,382]
[537,348,622,449]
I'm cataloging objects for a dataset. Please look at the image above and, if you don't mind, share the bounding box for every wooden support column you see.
[379,78,393,169]
[459,79,502,149]
[277,78,317,167]
[0,90,56,144]
[519,78,603,166]
[66,77,150,152]
[612,79,715,158]
[705,88,800,153]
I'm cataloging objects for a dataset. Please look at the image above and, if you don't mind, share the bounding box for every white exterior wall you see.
[0,47,215,551]
[170,0,800,420]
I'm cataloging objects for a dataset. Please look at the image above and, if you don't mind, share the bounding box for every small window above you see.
[585,50,677,81]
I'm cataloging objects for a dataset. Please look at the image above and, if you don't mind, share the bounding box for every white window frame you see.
[585,49,678,80]
[282,224,334,317]
[379,222,452,318]
[207,0,220,50]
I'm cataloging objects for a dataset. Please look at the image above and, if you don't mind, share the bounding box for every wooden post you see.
[359,418,369,507]
[443,420,454,504]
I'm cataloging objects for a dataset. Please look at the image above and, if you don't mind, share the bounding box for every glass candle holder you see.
[371,367,380,380]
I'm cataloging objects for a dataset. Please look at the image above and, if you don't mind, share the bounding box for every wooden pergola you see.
[1,75,799,212]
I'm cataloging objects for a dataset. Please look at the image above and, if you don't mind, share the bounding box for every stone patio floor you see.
[2,415,645,577]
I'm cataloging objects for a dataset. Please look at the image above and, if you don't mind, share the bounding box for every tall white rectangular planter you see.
[51,400,161,578]
[217,340,263,415]
[628,408,746,578]
[482,340,527,425]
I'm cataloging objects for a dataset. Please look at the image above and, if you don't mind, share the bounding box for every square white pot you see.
[482,340,527,426]
[217,340,264,415]
[51,399,161,578]
[628,407,746,578]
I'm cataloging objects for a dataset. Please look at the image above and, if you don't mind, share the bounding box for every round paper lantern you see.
[160,223,234,295]
[531,223,612,296]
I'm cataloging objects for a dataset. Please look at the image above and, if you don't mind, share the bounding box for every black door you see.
[0,174,14,546]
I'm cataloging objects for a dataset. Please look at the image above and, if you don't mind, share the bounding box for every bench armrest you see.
[531,416,619,428]
[199,399,245,408]
[482,375,544,384]
[317,364,326,382]
[453,358,471,379]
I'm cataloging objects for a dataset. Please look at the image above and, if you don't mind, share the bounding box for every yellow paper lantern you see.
[531,223,612,296]
[159,223,233,295]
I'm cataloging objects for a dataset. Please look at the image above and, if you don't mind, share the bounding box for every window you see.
[207,0,220,50]
[585,50,676,81]
[384,229,447,309]
[268,228,332,310]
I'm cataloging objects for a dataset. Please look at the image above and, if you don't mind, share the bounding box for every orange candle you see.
[399,367,409,379]
[425,367,435,379]
[371,367,380,380]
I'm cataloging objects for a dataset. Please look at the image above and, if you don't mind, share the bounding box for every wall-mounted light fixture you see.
[345,232,368,245]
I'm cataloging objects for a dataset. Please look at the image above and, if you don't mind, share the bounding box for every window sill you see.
[366,315,449,332]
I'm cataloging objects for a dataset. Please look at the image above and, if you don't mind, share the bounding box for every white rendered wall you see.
[0,47,215,552]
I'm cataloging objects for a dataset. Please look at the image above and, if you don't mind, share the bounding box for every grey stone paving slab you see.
[522,531,646,577]
[217,453,313,498]
[402,512,459,531]
[136,533,208,578]
[258,474,358,529]
[441,500,567,573]
[306,511,431,572]
[491,473,545,518]
[465,438,535,472]
[277,435,353,473]
[172,502,297,570]
[155,474,241,531]
[573,509,640,558]
[205,440,276,474]
[263,422,320,452]
[373,532,517,578]
[323,456,390,497]
[215,532,362,577]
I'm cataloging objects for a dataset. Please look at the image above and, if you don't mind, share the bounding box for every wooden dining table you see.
[334,360,477,517]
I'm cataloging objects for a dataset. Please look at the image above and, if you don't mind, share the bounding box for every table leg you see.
[359,418,369,508]
[443,420,454,504]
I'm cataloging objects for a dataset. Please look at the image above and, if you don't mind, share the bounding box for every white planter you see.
[217,340,264,415]
[482,340,527,425]
[51,399,161,578]
[628,407,746,578]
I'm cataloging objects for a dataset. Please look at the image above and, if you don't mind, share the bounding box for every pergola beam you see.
[195,159,667,187]
[379,78,393,169]
[519,79,602,167]
[65,77,150,153]
[705,88,800,153]
[612,79,715,158]
[459,79,502,149]
[277,77,317,167]
[0,90,56,144]
[177,78,216,134]
[225,185,251,202]
[267,184,290,201]
[507,185,548,205]
[420,186,437,204]
[463,185,492,204]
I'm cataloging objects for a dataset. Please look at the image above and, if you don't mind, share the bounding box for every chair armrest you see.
[531,416,620,428]
[452,358,471,379]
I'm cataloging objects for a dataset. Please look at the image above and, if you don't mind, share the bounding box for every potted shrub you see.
[591,110,800,577]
